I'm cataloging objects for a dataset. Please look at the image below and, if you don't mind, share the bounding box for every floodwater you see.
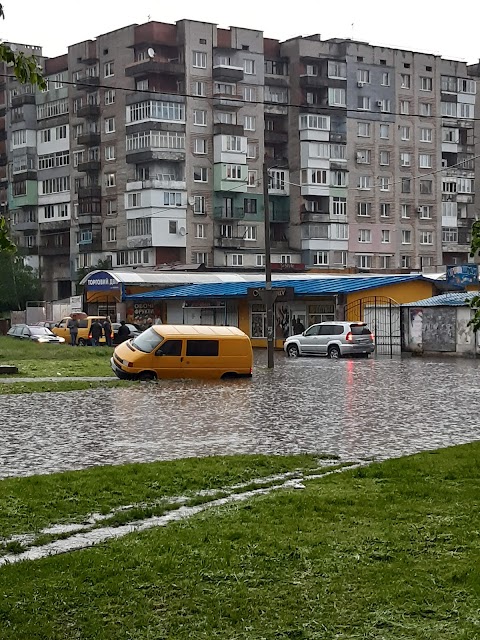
[1,352,480,478]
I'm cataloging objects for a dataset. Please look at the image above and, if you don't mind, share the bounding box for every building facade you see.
[2,25,478,300]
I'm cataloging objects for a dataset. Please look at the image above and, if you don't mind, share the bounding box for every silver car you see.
[284,321,375,359]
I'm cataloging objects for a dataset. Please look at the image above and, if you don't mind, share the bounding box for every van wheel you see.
[221,372,238,380]
[328,345,341,359]
[287,344,300,358]
[78,338,86,346]
[138,371,157,382]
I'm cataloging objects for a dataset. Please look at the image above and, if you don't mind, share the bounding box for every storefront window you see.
[251,303,308,339]
[308,303,335,327]
[251,303,267,338]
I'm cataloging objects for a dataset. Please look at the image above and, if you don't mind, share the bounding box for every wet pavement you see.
[1,352,480,478]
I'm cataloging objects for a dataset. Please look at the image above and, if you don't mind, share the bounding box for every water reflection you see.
[1,352,480,478]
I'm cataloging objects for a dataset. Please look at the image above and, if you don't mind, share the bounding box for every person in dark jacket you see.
[90,319,103,347]
[103,316,113,347]
[117,320,131,344]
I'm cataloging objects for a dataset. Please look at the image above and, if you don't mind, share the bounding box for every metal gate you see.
[344,296,401,357]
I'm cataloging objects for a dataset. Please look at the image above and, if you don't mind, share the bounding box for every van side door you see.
[154,339,184,379]
[183,339,219,378]
[53,318,69,340]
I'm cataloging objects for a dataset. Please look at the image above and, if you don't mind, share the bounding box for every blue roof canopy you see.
[403,292,476,307]
[126,275,433,301]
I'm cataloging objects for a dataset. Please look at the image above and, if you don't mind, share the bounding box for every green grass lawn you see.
[0,335,114,378]
[1,446,480,638]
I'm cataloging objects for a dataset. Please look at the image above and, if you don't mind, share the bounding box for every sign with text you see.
[446,264,479,286]
[86,271,119,290]
[247,286,295,302]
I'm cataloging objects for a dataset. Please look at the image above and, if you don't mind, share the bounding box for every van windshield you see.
[131,327,163,353]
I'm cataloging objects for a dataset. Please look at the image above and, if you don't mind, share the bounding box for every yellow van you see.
[53,316,108,346]
[111,325,253,380]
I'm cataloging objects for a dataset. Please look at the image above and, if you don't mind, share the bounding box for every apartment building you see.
[4,24,478,300]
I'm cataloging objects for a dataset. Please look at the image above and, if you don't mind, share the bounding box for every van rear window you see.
[186,340,219,357]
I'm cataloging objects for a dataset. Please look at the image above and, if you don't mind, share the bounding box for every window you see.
[357,202,372,216]
[244,198,257,214]
[136,79,148,91]
[107,200,117,216]
[357,254,372,269]
[441,101,457,118]
[244,115,256,131]
[105,117,115,133]
[244,59,255,75]
[195,224,205,239]
[357,122,371,137]
[401,255,412,269]
[193,109,207,126]
[313,251,329,266]
[419,180,432,195]
[458,178,474,193]
[193,51,207,68]
[105,172,116,188]
[420,128,432,143]
[104,61,114,78]
[442,128,459,143]
[357,69,370,84]
[442,228,458,243]
[379,99,391,113]
[359,229,372,243]
[401,178,411,193]
[402,230,411,244]
[400,152,411,167]
[357,96,371,111]
[379,150,390,166]
[244,225,257,241]
[299,114,329,130]
[380,124,389,139]
[420,231,433,245]
[458,78,476,94]
[380,255,392,269]
[193,167,208,182]
[330,223,348,240]
[442,180,457,194]
[214,82,235,96]
[328,88,346,106]
[194,138,207,154]
[12,130,27,146]
[419,102,432,117]
[328,61,346,78]
[127,192,143,209]
[169,220,178,234]
[226,165,243,180]
[256,254,265,267]
[400,126,410,140]
[419,154,432,168]
[401,204,411,219]
[381,72,390,86]
[216,55,232,66]
[356,149,371,164]
[127,100,186,123]
[458,103,474,119]
[310,142,329,158]
[43,205,54,219]
[419,205,432,219]
[332,197,347,216]
[420,77,432,91]
[36,98,69,120]
[40,176,70,194]
[193,81,206,96]
[248,170,257,187]
[331,171,347,187]
[400,74,411,89]
[243,86,256,102]
[400,100,410,115]
[193,195,206,214]
[281,255,292,265]
[231,254,243,267]
[265,60,288,75]
[221,224,233,238]
[193,252,208,265]
[379,177,390,191]
[381,230,391,243]
[358,176,372,190]
[104,89,115,105]
[164,192,182,206]
[380,203,391,218]
[310,169,328,184]
[186,340,219,357]
[107,227,116,242]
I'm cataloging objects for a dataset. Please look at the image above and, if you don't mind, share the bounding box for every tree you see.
[0,251,43,312]
[468,220,480,331]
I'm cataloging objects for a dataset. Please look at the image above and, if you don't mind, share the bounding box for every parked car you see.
[284,321,375,359]
[7,324,66,344]
[34,321,57,330]
[52,316,108,345]
[112,322,142,344]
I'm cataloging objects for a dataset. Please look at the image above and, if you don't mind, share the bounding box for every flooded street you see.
[1,352,480,478]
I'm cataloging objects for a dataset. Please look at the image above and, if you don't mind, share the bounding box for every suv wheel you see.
[286,344,300,358]
[328,345,341,359]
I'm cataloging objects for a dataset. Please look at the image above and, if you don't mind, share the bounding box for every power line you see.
[2,71,480,122]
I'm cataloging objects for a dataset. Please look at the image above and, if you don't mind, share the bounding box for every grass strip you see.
[0,380,131,395]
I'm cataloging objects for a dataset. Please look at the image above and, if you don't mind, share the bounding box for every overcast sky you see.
[3,0,480,64]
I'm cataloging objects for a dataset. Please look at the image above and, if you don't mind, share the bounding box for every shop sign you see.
[86,271,119,290]
[183,300,226,308]
[446,264,479,286]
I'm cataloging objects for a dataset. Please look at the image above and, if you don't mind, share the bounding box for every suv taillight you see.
[346,331,353,342]
[370,333,375,341]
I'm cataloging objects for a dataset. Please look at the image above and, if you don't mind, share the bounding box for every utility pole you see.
[263,161,274,368]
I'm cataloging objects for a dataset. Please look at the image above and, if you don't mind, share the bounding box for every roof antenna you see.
[351,23,355,40]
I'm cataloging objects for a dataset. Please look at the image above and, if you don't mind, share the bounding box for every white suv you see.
[284,321,375,359]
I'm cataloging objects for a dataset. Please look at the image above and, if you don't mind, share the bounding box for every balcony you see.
[264,103,288,116]
[213,206,245,220]
[0,130,7,142]
[126,149,185,164]
[212,95,242,110]
[78,234,102,252]
[77,132,101,146]
[127,235,153,249]
[75,76,100,90]
[270,240,290,250]
[265,130,288,144]
[11,94,35,108]
[0,154,8,167]
[213,123,244,137]
[126,178,186,191]
[212,64,244,82]
[214,236,246,249]
[78,186,101,199]
[77,104,100,118]
[125,59,184,77]
[38,242,70,256]
[330,132,347,144]
[270,208,290,223]
[300,210,330,223]
[299,75,329,88]
[78,160,101,173]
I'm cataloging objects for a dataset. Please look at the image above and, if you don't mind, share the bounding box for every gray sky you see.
[3,0,480,63]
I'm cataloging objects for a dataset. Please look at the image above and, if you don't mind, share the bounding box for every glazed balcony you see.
[77,132,101,146]
[125,59,184,77]
[77,160,101,173]
[77,104,101,118]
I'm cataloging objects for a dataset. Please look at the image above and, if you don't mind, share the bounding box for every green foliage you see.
[0,217,16,253]
[468,220,480,331]
[0,253,43,312]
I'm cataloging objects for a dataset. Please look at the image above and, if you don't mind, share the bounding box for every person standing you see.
[90,319,103,347]
[103,316,113,347]
[117,320,131,344]
[67,317,79,346]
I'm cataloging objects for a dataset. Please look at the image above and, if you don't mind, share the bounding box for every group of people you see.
[67,317,131,347]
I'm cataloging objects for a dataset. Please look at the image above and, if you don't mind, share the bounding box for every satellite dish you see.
[178,226,186,236]
[147,47,155,59]
[10,44,16,52]
[188,196,195,206]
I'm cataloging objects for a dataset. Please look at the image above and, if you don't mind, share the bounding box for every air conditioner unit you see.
[357,81,365,88]
[376,100,383,107]
[441,159,448,168]
[417,207,423,214]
